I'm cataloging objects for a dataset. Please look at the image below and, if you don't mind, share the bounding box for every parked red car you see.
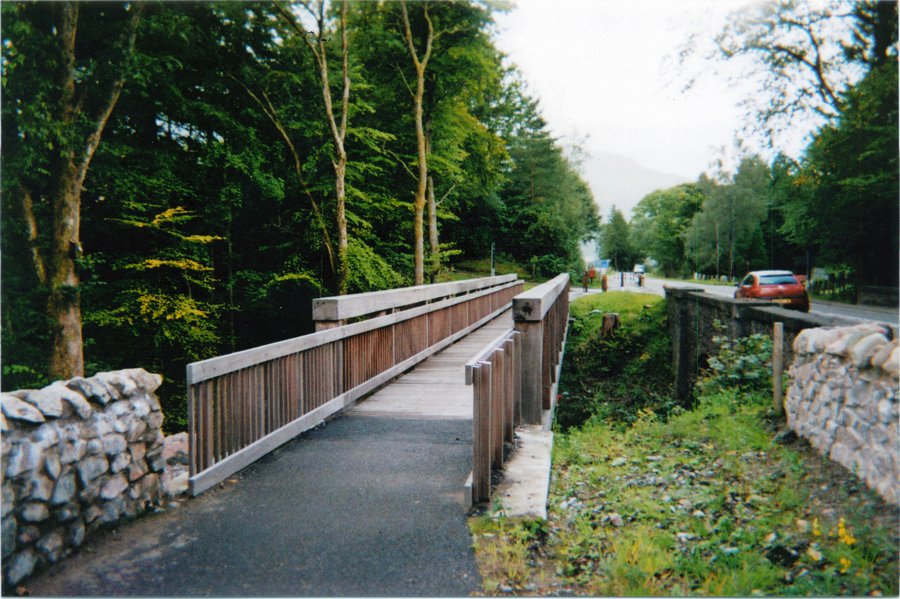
[734,270,810,312]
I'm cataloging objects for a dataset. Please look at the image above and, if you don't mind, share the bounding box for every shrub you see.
[698,319,773,396]
[557,292,675,429]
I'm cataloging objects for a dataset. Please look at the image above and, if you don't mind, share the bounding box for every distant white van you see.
[633,265,645,274]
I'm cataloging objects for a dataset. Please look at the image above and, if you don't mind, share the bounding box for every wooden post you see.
[472,364,492,503]
[773,321,784,416]
[519,320,544,424]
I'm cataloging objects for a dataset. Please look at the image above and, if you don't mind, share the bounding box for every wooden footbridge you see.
[186,274,570,504]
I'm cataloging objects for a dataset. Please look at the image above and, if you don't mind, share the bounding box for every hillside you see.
[582,150,689,219]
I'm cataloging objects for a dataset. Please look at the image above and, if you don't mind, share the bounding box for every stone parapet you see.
[1,369,169,588]
[786,324,899,504]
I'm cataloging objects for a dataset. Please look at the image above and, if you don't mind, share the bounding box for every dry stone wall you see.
[786,324,899,505]
[1,369,182,588]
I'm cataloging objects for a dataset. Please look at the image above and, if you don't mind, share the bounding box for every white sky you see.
[493,0,814,181]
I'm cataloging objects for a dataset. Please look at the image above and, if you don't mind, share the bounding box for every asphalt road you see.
[24,415,481,597]
[613,275,898,327]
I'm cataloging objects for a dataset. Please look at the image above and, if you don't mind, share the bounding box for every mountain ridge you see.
[580,150,690,220]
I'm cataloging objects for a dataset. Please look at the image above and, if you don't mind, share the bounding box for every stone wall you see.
[664,286,897,403]
[786,324,899,505]
[1,369,180,588]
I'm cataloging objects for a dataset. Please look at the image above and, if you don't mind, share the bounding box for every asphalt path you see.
[596,275,898,328]
[24,415,480,597]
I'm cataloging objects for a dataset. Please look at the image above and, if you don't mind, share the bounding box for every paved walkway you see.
[25,313,514,597]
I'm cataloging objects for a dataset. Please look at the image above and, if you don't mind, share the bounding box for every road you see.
[598,274,898,327]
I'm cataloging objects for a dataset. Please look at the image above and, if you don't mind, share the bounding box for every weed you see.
[469,292,898,596]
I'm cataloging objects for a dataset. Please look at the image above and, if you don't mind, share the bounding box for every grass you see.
[469,293,899,596]
[651,274,738,287]
[470,391,899,596]
[557,292,676,429]
[439,258,531,283]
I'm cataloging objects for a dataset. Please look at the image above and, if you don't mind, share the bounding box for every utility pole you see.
[715,223,720,280]
[490,242,495,277]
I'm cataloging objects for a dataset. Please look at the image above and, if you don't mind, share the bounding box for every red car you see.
[734,270,810,312]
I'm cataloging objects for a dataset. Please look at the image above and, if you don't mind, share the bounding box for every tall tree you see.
[277,0,352,294]
[789,61,899,291]
[2,1,143,379]
[399,0,434,285]
[630,184,703,277]
[601,207,634,273]
[683,157,771,278]
[676,0,871,149]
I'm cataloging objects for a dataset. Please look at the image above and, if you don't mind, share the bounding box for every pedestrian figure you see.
[582,271,589,292]
[588,266,596,287]
[601,274,608,292]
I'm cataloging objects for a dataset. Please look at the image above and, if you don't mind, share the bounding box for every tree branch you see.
[228,73,336,271]
[74,1,145,190]
[436,182,457,207]
[21,187,48,286]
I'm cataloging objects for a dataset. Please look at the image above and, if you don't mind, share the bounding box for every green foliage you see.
[471,380,899,597]
[346,239,406,293]
[630,184,703,277]
[698,320,773,396]
[683,157,772,279]
[793,60,899,287]
[600,207,636,272]
[557,292,675,430]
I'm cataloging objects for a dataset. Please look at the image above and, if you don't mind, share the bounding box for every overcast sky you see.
[493,0,813,182]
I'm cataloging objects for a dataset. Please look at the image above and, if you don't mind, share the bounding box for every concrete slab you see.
[493,425,553,520]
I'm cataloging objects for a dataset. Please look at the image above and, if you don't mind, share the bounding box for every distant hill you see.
[581,151,689,221]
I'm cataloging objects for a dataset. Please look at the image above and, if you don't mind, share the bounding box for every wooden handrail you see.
[512,274,570,322]
[513,274,570,424]
[187,276,523,496]
[313,274,519,324]
[467,273,570,505]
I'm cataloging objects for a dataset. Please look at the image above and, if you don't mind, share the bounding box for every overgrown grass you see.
[470,390,899,596]
[557,292,675,429]
[469,294,899,596]
[440,257,531,283]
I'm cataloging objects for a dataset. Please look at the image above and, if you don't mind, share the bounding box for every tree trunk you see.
[411,64,428,286]
[335,158,349,294]
[427,173,439,283]
[401,1,432,287]
[601,313,620,337]
[43,1,142,380]
[328,1,350,295]
[278,0,351,294]
[48,160,84,379]
[425,115,439,283]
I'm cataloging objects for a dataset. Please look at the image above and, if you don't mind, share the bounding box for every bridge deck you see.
[25,310,519,597]
[350,311,513,419]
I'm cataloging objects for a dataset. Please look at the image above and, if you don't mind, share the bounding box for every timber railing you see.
[513,273,570,427]
[466,273,570,503]
[187,274,522,495]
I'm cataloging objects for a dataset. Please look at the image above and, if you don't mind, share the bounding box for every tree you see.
[601,207,634,273]
[677,0,871,149]
[276,0,353,294]
[399,0,434,286]
[2,1,144,379]
[683,158,771,279]
[790,61,899,290]
[489,74,598,276]
[630,184,703,277]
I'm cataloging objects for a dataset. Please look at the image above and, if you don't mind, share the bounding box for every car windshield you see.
[759,274,798,285]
